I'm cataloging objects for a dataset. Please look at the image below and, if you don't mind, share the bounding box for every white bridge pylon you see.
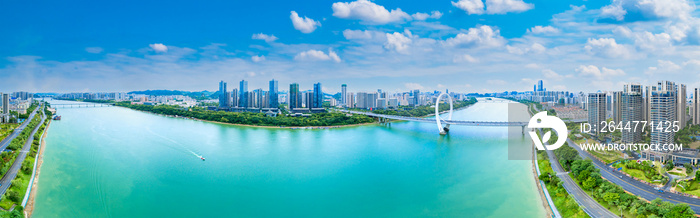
[435,93,453,135]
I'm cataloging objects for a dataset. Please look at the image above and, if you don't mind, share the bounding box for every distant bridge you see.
[50,103,115,108]
[338,109,529,127]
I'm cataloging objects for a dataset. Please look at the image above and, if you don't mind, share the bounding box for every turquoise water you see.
[33,100,544,217]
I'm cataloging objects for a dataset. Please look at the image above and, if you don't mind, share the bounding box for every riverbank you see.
[24,118,50,217]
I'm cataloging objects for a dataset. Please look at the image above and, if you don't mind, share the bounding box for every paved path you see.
[543,135,617,218]
[567,138,700,214]
[0,104,45,196]
[0,105,41,151]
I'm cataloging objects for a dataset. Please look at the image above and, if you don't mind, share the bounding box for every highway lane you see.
[567,138,700,214]
[0,104,42,151]
[0,104,45,196]
[539,129,617,218]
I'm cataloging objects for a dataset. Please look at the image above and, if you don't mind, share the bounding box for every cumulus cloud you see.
[404,83,424,90]
[252,33,278,43]
[576,65,626,79]
[384,30,413,54]
[290,11,321,33]
[542,69,565,80]
[149,43,168,52]
[251,55,266,62]
[294,49,341,63]
[343,29,385,41]
[332,0,411,24]
[452,0,533,15]
[411,11,443,21]
[527,25,559,34]
[584,38,630,58]
[442,25,506,48]
[506,43,545,55]
[599,0,693,21]
[85,47,104,54]
[453,54,478,63]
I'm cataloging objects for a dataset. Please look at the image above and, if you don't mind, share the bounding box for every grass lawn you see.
[679,180,700,196]
[588,149,623,164]
[668,171,687,177]
[688,141,700,149]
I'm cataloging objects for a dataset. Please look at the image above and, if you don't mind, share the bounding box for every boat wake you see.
[146,128,202,160]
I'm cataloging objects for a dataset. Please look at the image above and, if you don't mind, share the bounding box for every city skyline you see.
[3,0,700,93]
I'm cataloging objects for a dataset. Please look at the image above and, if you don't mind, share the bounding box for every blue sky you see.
[1,0,699,94]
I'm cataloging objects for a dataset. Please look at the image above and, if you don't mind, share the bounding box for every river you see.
[33,99,544,217]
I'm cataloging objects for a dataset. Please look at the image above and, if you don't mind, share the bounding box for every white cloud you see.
[506,43,545,55]
[85,47,104,54]
[384,31,413,54]
[542,69,563,80]
[442,25,506,48]
[404,83,424,90]
[452,0,533,15]
[411,11,443,20]
[576,65,625,79]
[294,49,341,63]
[584,38,630,58]
[343,29,385,40]
[527,25,559,34]
[149,43,168,52]
[601,4,626,21]
[647,60,682,74]
[451,0,485,15]
[485,0,534,14]
[290,11,321,33]
[487,79,507,85]
[251,55,266,62]
[453,54,478,63]
[332,0,411,24]
[252,33,278,43]
[525,63,540,69]
[599,0,693,21]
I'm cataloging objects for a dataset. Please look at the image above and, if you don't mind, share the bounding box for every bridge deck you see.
[337,110,528,126]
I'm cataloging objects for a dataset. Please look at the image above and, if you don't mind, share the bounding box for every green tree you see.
[684,163,693,175]
[603,192,620,206]
[666,160,675,171]
[583,176,597,190]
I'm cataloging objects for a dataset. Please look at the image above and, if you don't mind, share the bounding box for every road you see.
[0,104,42,151]
[566,138,700,214]
[542,131,618,218]
[0,103,45,196]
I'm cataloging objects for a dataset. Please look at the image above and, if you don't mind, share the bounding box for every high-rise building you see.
[269,79,279,109]
[537,80,543,92]
[411,90,420,106]
[218,81,228,108]
[677,84,687,129]
[255,89,265,108]
[588,92,606,135]
[650,81,677,149]
[304,92,314,108]
[645,86,652,122]
[289,83,301,110]
[341,84,347,106]
[2,93,8,115]
[313,83,323,109]
[611,91,622,124]
[239,80,248,108]
[622,84,643,143]
[694,88,700,125]
[346,92,355,108]
[230,89,238,108]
